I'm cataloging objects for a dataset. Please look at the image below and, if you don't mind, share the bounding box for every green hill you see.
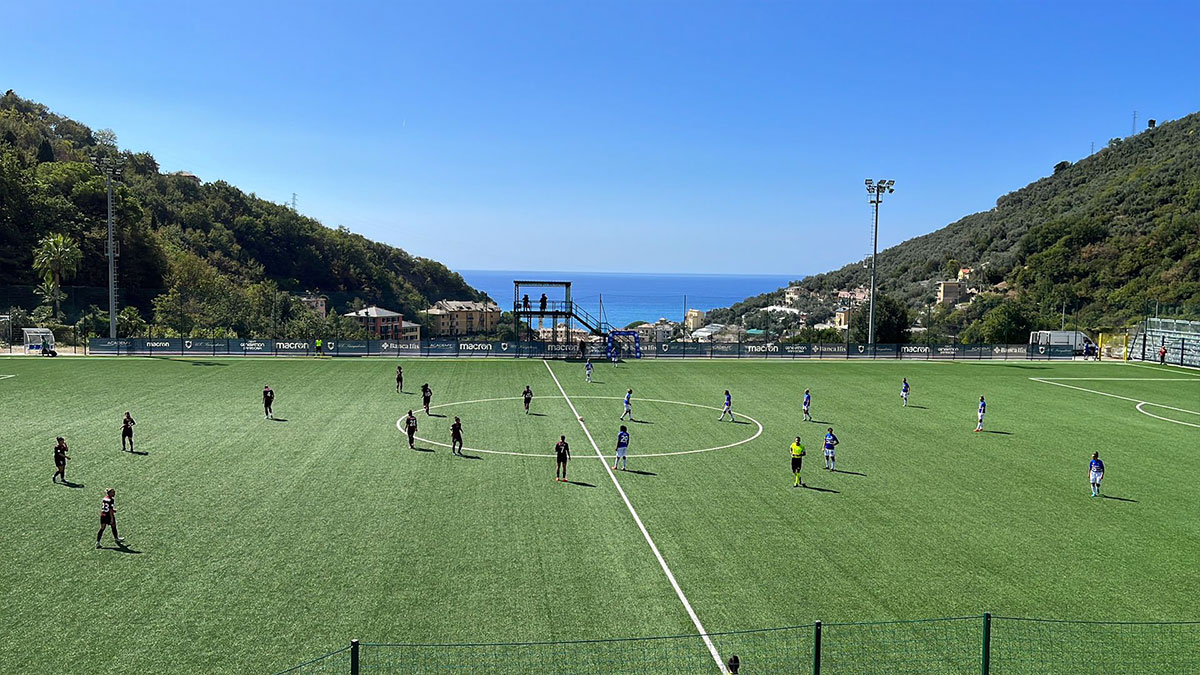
[0,91,482,336]
[711,113,1200,341]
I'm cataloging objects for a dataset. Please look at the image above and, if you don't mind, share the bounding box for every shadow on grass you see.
[621,469,656,476]
[1102,495,1138,503]
[527,412,547,417]
[563,480,596,487]
[906,405,928,409]
[101,544,143,554]
[630,419,653,425]
[459,454,483,460]
[811,420,832,425]
[126,450,149,455]
[587,380,604,385]
[412,447,435,453]
[270,418,289,423]
[982,430,1012,435]
[832,469,866,477]
[149,357,228,366]
[730,420,752,425]
[803,485,840,494]
[61,480,85,489]
[427,413,446,418]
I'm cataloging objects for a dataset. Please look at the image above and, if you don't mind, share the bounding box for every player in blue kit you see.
[718,390,733,421]
[823,427,839,471]
[803,389,812,422]
[585,359,593,383]
[975,396,986,432]
[619,389,634,421]
[612,425,630,470]
[1089,452,1105,497]
[901,378,910,407]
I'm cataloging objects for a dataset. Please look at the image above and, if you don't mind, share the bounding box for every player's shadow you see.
[803,485,840,494]
[588,380,605,385]
[426,413,446,418]
[622,469,656,476]
[832,469,866,477]
[1102,495,1138,503]
[527,412,547,417]
[102,544,143,554]
[412,447,435,453]
[811,420,832,425]
[61,480,85,488]
[630,420,653,424]
[564,480,596,487]
[982,430,1012,435]
[906,405,928,409]
[126,450,149,455]
[458,453,483,460]
[270,418,289,422]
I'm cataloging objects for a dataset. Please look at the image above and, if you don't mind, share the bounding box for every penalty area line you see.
[542,360,727,674]
[1029,377,1200,428]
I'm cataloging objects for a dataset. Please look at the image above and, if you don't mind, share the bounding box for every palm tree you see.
[32,233,83,320]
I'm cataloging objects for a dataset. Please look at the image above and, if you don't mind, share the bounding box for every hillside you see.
[710,112,1200,340]
[0,91,481,336]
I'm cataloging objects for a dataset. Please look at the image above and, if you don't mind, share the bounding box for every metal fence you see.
[84,338,1078,360]
[1129,318,1200,368]
[276,614,1200,674]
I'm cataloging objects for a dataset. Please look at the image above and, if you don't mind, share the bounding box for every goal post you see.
[607,331,642,359]
[1099,333,1129,361]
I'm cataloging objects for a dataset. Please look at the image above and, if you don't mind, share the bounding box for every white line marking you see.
[543,360,727,673]
[401,396,762,458]
[1030,378,1200,429]
[1127,362,1200,377]
[1036,377,1200,382]
[1135,402,1200,428]
[0,375,15,381]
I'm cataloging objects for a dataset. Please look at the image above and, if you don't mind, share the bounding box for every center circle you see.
[396,396,763,458]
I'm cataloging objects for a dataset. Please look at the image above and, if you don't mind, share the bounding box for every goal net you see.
[1099,333,1129,361]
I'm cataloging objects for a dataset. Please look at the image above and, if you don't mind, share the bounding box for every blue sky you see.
[4,1,1196,276]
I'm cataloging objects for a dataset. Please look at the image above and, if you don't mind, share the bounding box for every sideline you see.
[1029,377,1200,429]
[542,360,727,673]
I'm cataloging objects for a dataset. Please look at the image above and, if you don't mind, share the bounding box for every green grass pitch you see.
[1,356,1197,672]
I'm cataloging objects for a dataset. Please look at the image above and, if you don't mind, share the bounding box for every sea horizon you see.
[459,269,799,329]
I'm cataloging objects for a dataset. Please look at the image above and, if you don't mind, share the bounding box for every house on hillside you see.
[425,300,501,336]
[343,305,418,339]
[784,285,804,304]
[957,267,975,282]
[937,281,965,305]
[684,309,706,331]
[300,294,327,318]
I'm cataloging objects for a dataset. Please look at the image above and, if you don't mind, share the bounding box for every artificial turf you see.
[1,356,1197,673]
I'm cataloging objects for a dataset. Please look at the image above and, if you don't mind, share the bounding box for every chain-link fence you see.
[277,615,1200,674]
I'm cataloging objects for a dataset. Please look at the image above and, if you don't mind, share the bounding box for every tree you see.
[849,294,911,343]
[32,234,82,320]
[979,300,1035,343]
[36,137,54,163]
[1053,160,1072,174]
[117,306,147,337]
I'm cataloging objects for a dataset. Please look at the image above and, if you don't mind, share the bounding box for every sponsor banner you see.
[423,340,458,356]
[274,340,313,354]
[711,342,740,358]
[1049,344,1074,359]
[993,344,1027,360]
[781,343,811,357]
[930,344,961,359]
[847,343,872,358]
[456,341,494,356]
[960,344,987,359]
[232,339,273,354]
[518,341,548,359]
[376,340,420,355]
[741,342,782,357]
[89,338,132,354]
[329,340,368,355]
[873,343,899,358]
[543,343,579,359]
[812,343,846,358]
[141,338,182,353]
[182,338,226,354]
[899,344,930,359]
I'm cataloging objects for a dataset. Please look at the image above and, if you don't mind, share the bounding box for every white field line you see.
[1036,377,1200,381]
[543,360,727,673]
[0,375,15,380]
[1029,377,1200,429]
[1127,362,1200,377]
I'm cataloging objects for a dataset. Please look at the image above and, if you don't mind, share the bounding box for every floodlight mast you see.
[864,179,895,346]
[91,156,122,338]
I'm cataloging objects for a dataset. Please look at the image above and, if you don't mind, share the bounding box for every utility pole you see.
[864,179,895,345]
[91,156,122,338]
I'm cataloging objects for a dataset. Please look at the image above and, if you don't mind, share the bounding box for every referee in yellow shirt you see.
[791,436,806,488]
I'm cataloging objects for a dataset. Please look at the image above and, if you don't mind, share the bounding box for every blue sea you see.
[459,270,795,329]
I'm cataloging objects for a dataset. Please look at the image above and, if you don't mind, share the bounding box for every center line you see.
[542,360,726,673]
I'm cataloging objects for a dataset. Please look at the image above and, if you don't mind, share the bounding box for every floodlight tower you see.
[864,179,895,346]
[91,156,123,338]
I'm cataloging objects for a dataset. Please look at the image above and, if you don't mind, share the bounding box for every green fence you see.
[277,615,1200,673]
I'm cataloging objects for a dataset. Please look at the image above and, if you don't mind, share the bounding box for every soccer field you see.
[2,356,1198,673]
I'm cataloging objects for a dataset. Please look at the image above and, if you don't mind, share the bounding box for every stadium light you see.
[90,156,123,339]
[864,178,896,346]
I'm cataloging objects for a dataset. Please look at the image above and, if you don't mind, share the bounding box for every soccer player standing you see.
[396,365,403,393]
[421,384,433,415]
[901,379,910,407]
[718,390,733,421]
[404,410,419,449]
[585,359,593,383]
[619,389,634,421]
[975,396,986,432]
[450,416,464,456]
[52,437,69,484]
[612,425,630,470]
[522,386,534,414]
[555,435,571,482]
[791,436,806,488]
[96,488,125,548]
[803,389,812,422]
[121,412,136,452]
[823,427,839,471]
[1089,452,1105,497]
[262,385,275,420]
